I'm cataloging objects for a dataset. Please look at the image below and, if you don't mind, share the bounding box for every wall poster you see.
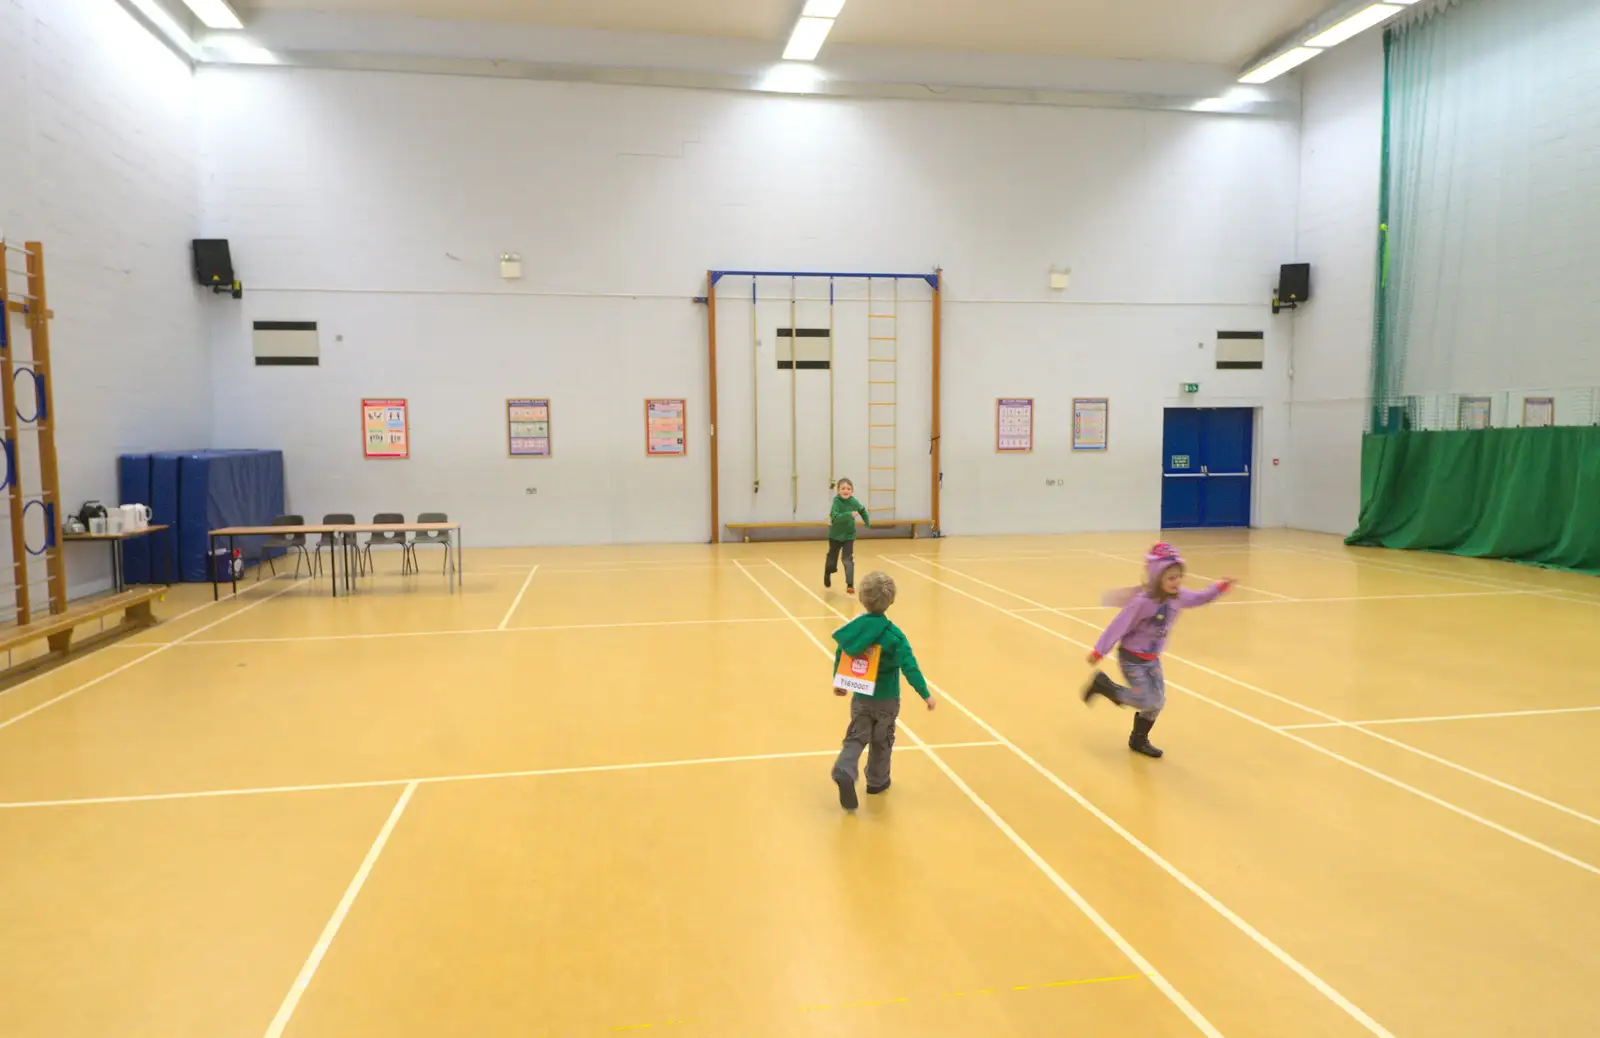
[1072,397,1109,451]
[996,398,1034,453]
[362,398,410,459]
[508,398,552,457]
[646,398,687,457]
[1522,397,1555,428]
[1458,396,1492,430]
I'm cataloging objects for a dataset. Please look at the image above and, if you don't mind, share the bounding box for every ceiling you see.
[240,0,1329,66]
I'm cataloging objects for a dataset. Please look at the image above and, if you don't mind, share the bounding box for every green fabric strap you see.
[1347,427,1600,574]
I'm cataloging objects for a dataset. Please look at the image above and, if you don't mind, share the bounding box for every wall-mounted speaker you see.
[1274,262,1311,313]
[192,239,233,286]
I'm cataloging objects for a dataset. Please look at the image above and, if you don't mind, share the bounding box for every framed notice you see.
[1458,396,1492,430]
[645,398,687,457]
[996,398,1034,453]
[362,398,409,459]
[1072,397,1109,452]
[508,398,552,457]
[1523,397,1555,428]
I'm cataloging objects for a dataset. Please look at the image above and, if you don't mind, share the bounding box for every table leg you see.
[211,534,218,600]
[230,535,238,597]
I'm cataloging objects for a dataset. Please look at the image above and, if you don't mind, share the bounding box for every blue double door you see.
[1161,408,1254,528]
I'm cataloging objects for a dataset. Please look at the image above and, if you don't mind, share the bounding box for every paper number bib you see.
[833,645,882,696]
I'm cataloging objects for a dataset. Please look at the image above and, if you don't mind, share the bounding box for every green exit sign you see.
[1181,382,1200,394]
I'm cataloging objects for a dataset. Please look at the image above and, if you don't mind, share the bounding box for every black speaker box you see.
[192,239,234,287]
[1278,262,1311,303]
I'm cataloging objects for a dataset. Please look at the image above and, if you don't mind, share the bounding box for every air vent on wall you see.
[253,321,320,366]
[1216,330,1264,370]
[775,328,831,370]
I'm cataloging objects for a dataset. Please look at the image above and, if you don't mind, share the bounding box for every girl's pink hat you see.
[1145,542,1184,582]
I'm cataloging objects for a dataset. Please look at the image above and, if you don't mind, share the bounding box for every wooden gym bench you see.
[724,519,933,543]
[0,587,164,661]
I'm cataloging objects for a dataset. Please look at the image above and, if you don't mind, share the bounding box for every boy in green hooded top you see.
[824,477,869,594]
[829,571,935,810]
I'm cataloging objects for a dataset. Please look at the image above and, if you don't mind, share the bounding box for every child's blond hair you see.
[858,571,896,614]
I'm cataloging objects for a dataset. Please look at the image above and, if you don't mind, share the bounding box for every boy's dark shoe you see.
[832,767,859,810]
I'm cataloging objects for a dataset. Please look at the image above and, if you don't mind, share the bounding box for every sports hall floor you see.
[0,529,1596,1038]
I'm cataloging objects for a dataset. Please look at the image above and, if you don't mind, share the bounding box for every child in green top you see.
[824,477,869,594]
[830,571,934,810]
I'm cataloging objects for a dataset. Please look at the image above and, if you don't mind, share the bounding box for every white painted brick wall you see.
[199,68,1300,543]
[1289,35,1384,536]
[0,0,209,596]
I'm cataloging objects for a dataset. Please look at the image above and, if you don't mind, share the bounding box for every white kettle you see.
[120,503,152,531]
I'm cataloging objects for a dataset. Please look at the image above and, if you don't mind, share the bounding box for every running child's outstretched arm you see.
[898,637,935,709]
[1176,578,1234,608]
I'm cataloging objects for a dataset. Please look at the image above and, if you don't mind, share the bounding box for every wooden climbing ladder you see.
[866,277,898,522]
[1,239,68,626]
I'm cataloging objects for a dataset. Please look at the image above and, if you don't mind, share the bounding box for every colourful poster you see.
[996,398,1034,453]
[1072,397,1109,452]
[1458,396,1492,430]
[362,398,409,459]
[508,398,552,457]
[646,398,687,457]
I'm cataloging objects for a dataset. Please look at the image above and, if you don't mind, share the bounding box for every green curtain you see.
[1347,427,1600,573]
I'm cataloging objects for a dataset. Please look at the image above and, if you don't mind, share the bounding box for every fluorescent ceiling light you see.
[802,0,848,16]
[1305,3,1405,47]
[783,16,834,62]
[1238,46,1322,84]
[125,0,198,55]
[179,0,244,30]
[758,62,826,94]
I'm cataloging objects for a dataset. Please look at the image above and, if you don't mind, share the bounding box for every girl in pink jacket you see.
[1081,543,1233,758]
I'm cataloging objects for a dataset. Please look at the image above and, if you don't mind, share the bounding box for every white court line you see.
[1012,590,1535,611]
[0,743,1004,810]
[499,564,540,630]
[0,581,287,694]
[1279,705,1600,731]
[735,560,1229,1038]
[123,615,839,648]
[262,781,417,1038]
[1270,545,1600,607]
[892,557,1600,870]
[0,578,305,735]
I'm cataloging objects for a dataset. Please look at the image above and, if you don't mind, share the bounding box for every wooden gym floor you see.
[0,529,1597,1038]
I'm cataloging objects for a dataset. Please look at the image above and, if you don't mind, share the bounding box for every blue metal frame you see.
[13,368,42,422]
[22,499,55,555]
[710,270,939,289]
